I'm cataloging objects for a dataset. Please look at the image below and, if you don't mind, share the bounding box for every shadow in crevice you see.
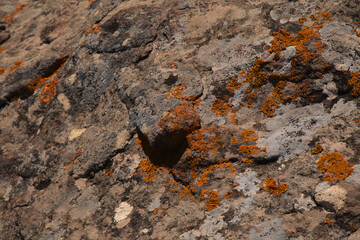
[137,128,189,168]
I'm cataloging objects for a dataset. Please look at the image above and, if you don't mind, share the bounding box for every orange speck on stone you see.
[317,152,354,181]
[315,40,327,52]
[242,158,252,165]
[168,62,177,68]
[238,145,261,157]
[241,129,259,142]
[153,207,160,215]
[2,4,29,23]
[349,71,360,97]
[324,218,331,224]
[0,47,4,54]
[0,68,5,75]
[226,77,242,93]
[263,177,288,196]
[85,23,102,35]
[211,98,235,117]
[289,230,295,234]
[8,61,22,74]
[229,114,238,123]
[230,167,236,174]
[105,169,113,176]
[201,190,219,211]
[312,144,324,155]
[223,191,233,198]
[297,17,307,25]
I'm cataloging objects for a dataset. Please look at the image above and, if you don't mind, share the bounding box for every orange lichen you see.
[324,218,331,224]
[262,177,288,196]
[226,77,242,93]
[297,17,307,25]
[238,145,261,158]
[8,61,22,74]
[138,158,165,182]
[241,129,259,142]
[64,148,84,170]
[242,158,252,165]
[230,167,236,174]
[317,152,354,181]
[104,169,113,176]
[200,190,220,211]
[0,47,4,54]
[166,85,197,102]
[229,114,238,123]
[153,207,160,216]
[85,23,102,35]
[158,101,201,134]
[168,62,177,68]
[2,4,29,23]
[312,144,324,155]
[223,191,233,198]
[315,40,327,52]
[0,68,5,75]
[27,55,70,103]
[211,98,235,117]
[268,27,315,53]
[349,71,360,97]
[39,77,59,103]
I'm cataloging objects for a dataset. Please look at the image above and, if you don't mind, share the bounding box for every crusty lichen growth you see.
[262,177,288,196]
[312,144,324,155]
[349,71,360,97]
[2,4,29,24]
[241,129,259,142]
[200,190,220,211]
[317,152,354,181]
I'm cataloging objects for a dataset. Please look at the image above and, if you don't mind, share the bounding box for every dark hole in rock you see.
[137,129,189,168]
[165,74,178,85]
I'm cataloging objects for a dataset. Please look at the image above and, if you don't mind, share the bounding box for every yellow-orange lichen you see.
[39,77,59,103]
[324,218,331,224]
[312,144,324,155]
[104,168,113,176]
[297,17,307,25]
[64,148,84,170]
[8,61,22,73]
[211,98,235,117]
[26,55,70,103]
[0,68,5,75]
[2,4,29,23]
[158,101,201,132]
[168,62,177,68]
[317,152,354,181]
[85,23,101,35]
[223,191,233,198]
[138,158,165,182]
[0,47,4,54]
[226,77,242,93]
[238,145,261,158]
[200,190,220,211]
[262,177,288,196]
[349,71,360,97]
[241,129,259,142]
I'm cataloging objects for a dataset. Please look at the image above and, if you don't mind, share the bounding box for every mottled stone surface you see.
[0,0,360,239]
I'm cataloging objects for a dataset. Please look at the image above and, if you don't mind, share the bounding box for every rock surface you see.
[1,0,360,239]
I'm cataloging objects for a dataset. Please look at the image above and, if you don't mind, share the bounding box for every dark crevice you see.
[253,155,280,165]
[136,128,189,168]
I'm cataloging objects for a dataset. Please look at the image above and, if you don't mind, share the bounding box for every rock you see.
[315,185,347,212]
[294,194,316,212]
